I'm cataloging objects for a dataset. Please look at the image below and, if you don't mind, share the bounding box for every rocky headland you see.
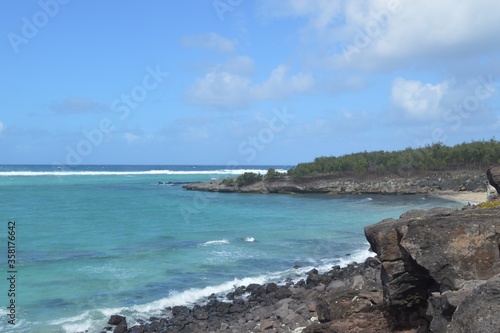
[104,204,500,333]
[182,171,487,196]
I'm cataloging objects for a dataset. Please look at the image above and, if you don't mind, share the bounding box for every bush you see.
[265,168,285,180]
[221,178,236,186]
[236,172,262,186]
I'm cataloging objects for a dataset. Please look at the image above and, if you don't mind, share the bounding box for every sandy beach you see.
[431,190,487,205]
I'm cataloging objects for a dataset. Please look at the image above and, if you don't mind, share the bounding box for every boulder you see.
[113,318,128,333]
[108,315,126,325]
[487,166,500,194]
[447,274,500,332]
[316,298,331,323]
[172,305,190,316]
[365,206,500,328]
[400,210,500,291]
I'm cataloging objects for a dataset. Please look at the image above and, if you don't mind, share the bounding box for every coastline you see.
[104,204,500,333]
[106,169,498,332]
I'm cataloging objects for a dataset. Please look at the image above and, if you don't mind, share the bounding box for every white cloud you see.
[391,78,448,120]
[255,65,314,99]
[187,71,253,109]
[349,0,500,68]
[261,0,500,70]
[0,121,4,133]
[186,58,314,109]
[181,32,236,53]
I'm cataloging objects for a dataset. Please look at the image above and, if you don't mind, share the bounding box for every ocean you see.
[0,165,462,333]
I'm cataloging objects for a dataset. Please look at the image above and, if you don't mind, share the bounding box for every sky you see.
[1,0,500,166]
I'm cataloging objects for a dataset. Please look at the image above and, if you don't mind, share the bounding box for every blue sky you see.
[1,0,500,165]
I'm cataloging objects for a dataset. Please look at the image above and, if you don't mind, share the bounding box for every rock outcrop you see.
[365,206,500,332]
[184,172,486,195]
[487,165,500,194]
[446,273,500,333]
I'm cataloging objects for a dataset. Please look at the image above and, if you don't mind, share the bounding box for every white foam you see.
[338,247,375,267]
[62,319,94,333]
[245,237,256,242]
[122,275,268,314]
[46,311,99,333]
[49,311,91,326]
[200,239,230,246]
[0,168,288,177]
[39,247,374,332]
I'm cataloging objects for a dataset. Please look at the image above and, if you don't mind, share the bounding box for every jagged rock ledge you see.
[105,205,500,333]
[183,172,486,195]
[364,205,500,332]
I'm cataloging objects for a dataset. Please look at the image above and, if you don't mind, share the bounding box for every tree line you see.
[287,139,500,179]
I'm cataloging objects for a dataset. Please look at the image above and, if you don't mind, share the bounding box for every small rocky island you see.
[183,171,487,196]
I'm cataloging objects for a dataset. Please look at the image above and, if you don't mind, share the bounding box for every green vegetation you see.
[222,168,285,187]
[264,167,286,180]
[221,177,236,186]
[477,200,500,209]
[235,172,263,186]
[288,139,500,179]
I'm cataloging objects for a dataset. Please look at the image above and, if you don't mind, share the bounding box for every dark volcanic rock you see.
[113,318,127,333]
[316,297,331,323]
[275,286,293,299]
[303,323,339,333]
[487,165,500,194]
[172,305,189,316]
[447,274,500,333]
[365,206,500,331]
[265,282,279,293]
[108,315,126,325]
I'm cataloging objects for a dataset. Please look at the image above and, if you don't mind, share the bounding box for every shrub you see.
[236,172,262,186]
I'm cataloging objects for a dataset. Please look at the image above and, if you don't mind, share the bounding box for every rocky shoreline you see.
[103,257,390,333]
[182,171,487,196]
[104,205,500,333]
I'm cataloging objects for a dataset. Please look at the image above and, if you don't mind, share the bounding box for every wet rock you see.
[172,305,190,316]
[108,315,126,325]
[246,283,262,293]
[113,318,127,333]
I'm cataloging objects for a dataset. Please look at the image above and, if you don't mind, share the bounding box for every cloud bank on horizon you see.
[1,0,499,165]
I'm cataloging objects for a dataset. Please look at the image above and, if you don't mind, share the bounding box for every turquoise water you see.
[0,165,462,332]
